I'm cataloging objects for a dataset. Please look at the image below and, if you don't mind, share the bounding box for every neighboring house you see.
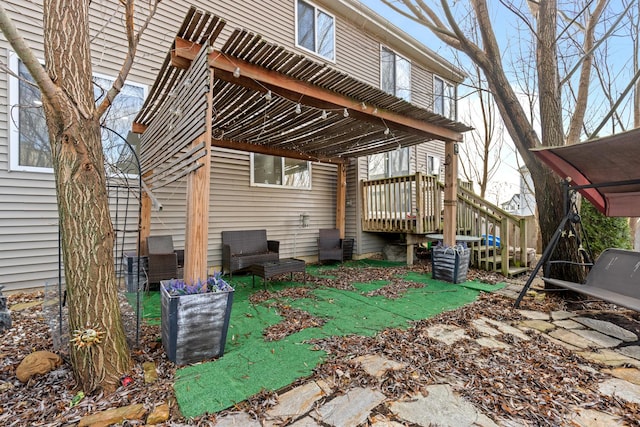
[1,0,467,291]
[502,167,536,217]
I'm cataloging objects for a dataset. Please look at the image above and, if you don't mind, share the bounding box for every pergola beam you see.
[172,37,463,143]
[210,138,344,164]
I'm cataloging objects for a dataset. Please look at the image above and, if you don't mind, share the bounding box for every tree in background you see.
[458,64,505,199]
[0,0,158,393]
[581,200,632,257]
[382,0,637,281]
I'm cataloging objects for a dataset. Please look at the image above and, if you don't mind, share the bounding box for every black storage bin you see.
[431,245,471,284]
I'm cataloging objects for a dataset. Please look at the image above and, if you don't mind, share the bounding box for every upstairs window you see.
[368,148,410,180]
[8,52,146,173]
[381,46,411,101]
[252,153,311,189]
[296,0,335,61]
[434,76,456,119]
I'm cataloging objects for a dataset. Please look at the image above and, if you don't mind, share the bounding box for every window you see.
[8,52,146,173]
[381,46,411,101]
[427,155,440,176]
[252,153,311,189]
[296,0,335,60]
[434,76,455,119]
[368,148,410,180]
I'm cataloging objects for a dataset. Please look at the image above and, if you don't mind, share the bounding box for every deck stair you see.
[361,172,531,276]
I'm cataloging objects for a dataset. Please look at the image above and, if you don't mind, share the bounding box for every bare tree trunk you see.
[43,0,130,393]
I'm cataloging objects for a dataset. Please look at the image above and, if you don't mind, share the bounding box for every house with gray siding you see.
[1,0,467,291]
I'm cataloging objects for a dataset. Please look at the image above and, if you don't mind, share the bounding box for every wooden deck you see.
[361,173,530,275]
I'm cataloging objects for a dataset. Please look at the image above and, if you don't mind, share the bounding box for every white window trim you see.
[250,153,313,190]
[433,75,456,120]
[294,0,336,63]
[379,45,411,102]
[8,51,147,174]
[8,51,49,173]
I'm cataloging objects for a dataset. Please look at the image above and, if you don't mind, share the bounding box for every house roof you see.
[133,7,471,186]
[531,127,640,217]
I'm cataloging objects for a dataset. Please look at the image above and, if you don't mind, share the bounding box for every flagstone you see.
[290,416,321,427]
[545,336,582,352]
[577,349,640,368]
[551,310,576,320]
[518,319,555,333]
[215,412,261,427]
[573,317,638,342]
[518,310,550,320]
[267,381,328,422]
[548,328,601,349]
[390,385,498,427]
[482,318,531,341]
[426,324,470,345]
[471,318,501,337]
[554,319,584,330]
[567,407,624,427]
[599,378,640,404]
[353,354,407,378]
[617,345,640,361]
[572,329,622,349]
[475,337,511,350]
[603,368,640,386]
[313,387,385,427]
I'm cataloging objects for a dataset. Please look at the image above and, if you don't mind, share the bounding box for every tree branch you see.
[0,3,58,103]
[96,0,160,117]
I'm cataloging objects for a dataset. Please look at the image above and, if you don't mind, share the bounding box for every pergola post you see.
[336,162,347,238]
[443,141,458,247]
[183,67,214,282]
[140,185,151,255]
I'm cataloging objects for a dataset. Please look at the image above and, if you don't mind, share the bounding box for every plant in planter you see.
[431,242,471,284]
[160,272,234,365]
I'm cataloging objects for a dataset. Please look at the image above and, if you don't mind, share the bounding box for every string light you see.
[264,90,272,102]
[183,78,193,88]
[295,103,302,114]
[207,45,215,54]
[373,108,378,114]
[384,127,390,135]
[321,110,328,119]
[233,67,241,78]
[343,108,349,118]
[361,102,367,110]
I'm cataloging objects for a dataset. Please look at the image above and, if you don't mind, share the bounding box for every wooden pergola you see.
[133,8,470,282]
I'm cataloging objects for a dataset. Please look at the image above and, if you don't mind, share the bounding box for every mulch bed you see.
[1,263,640,426]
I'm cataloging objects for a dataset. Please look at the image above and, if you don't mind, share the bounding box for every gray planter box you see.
[431,246,471,284]
[160,282,234,365]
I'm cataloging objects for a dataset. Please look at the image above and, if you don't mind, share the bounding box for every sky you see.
[360,0,523,202]
[358,0,638,204]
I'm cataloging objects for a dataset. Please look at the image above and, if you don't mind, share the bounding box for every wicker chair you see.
[147,235,181,285]
[318,229,353,263]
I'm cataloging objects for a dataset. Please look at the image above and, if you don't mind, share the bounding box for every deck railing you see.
[361,173,528,275]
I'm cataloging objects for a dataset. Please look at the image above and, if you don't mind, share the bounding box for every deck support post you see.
[443,141,458,247]
[336,162,347,238]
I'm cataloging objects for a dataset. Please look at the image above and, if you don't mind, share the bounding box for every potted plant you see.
[431,242,471,284]
[160,272,234,365]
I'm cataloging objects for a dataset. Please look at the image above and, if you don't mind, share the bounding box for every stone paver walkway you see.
[214,281,640,426]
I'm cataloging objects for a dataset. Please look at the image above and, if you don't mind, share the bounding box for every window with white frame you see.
[252,153,311,189]
[380,46,411,101]
[8,52,146,173]
[368,148,410,180]
[427,154,440,176]
[433,76,455,119]
[296,0,335,60]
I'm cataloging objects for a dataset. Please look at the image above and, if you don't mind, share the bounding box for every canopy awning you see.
[532,127,640,217]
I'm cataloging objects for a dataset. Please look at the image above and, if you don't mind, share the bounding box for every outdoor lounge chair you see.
[147,235,182,285]
[318,229,353,263]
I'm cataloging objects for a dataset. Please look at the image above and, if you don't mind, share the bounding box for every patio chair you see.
[318,229,352,263]
[147,235,181,285]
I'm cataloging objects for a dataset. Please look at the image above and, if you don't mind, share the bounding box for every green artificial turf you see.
[133,261,505,418]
